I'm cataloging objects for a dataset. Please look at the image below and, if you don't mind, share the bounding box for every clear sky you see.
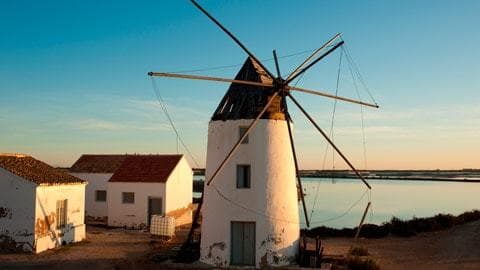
[1,0,479,169]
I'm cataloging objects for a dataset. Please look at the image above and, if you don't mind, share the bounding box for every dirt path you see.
[0,225,155,270]
[2,221,480,269]
[323,219,480,270]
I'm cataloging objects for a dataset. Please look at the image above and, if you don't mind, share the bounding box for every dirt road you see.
[2,220,480,269]
[323,219,480,270]
[0,226,155,270]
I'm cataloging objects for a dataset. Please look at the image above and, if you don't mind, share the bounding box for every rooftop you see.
[70,154,127,173]
[211,57,286,121]
[109,154,183,183]
[0,154,85,185]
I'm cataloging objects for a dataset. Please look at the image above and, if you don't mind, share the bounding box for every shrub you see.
[358,224,389,238]
[304,209,480,239]
[433,214,455,229]
[457,210,480,223]
[349,246,369,256]
[389,217,416,237]
[347,256,380,270]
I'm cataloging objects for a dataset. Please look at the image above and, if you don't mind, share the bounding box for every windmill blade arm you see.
[190,0,276,79]
[273,50,281,78]
[285,109,310,228]
[287,33,341,81]
[287,93,372,189]
[288,86,379,108]
[206,91,280,186]
[148,72,273,88]
[286,40,344,84]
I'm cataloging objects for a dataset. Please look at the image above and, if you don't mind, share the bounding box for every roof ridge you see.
[0,155,85,185]
[0,153,30,158]
[108,155,184,183]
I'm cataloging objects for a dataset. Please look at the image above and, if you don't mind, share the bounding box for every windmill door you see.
[148,197,163,226]
[231,221,255,266]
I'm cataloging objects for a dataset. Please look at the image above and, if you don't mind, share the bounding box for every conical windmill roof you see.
[211,57,286,121]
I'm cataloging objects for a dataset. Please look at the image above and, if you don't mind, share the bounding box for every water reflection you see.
[193,176,480,229]
[302,178,480,228]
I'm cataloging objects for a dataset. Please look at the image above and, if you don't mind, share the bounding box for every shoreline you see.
[192,168,480,182]
[300,175,480,183]
[304,210,480,239]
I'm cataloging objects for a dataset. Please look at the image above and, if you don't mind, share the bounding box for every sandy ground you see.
[0,225,177,270]
[323,219,480,270]
[1,220,479,269]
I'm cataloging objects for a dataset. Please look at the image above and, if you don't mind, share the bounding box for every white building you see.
[107,154,193,229]
[70,154,127,222]
[0,154,86,253]
[200,58,300,268]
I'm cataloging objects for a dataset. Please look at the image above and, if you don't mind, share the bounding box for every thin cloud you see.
[74,118,170,132]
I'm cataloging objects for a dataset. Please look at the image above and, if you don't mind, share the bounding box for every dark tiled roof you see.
[0,154,85,185]
[109,155,183,183]
[211,57,286,121]
[70,154,127,173]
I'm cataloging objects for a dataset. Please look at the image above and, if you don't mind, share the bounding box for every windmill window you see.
[56,199,68,229]
[239,126,249,144]
[95,190,107,202]
[122,192,135,204]
[236,165,251,189]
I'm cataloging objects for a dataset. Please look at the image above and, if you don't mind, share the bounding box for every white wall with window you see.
[35,183,86,253]
[106,182,166,228]
[106,156,192,229]
[69,173,112,220]
[0,154,86,254]
[201,119,299,267]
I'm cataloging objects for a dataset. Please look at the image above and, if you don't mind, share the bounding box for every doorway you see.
[231,221,255,266]
[147,197,163,226]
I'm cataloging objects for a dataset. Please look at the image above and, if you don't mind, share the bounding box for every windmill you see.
[148,0,378,267]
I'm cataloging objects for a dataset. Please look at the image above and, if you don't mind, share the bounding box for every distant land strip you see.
[192,168,480,183]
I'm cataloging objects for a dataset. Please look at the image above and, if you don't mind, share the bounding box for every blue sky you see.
[1,0,479,169]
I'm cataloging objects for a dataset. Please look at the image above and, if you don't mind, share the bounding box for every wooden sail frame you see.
[149,0,379,235]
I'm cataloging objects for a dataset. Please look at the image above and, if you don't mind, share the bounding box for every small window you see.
[236,165,251,188]
[239,126,249,144]
[56,199,67,229]
[95,190,107,202]
[122,192,135,204]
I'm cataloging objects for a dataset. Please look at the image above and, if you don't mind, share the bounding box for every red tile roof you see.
[109,155,183,183]
[0,154,85,185]
[70,154,127,173]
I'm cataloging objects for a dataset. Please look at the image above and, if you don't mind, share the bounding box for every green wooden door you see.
[231,221,255,266]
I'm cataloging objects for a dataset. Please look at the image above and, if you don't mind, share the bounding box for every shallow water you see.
[302,178,480,228]
[194,176,480,229]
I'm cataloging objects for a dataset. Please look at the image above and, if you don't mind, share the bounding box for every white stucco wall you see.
[70,173,112,219]
[107,158,193,229]
[200,119,300,268]
[0,168,36,252]
[165,156,193,226]
[107,182,166,228]
[34,183,86,253]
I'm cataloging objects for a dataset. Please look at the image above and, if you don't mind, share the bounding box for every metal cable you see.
[310,49,344,221]
[150,77,201,168]
[345,48,368,170]
[341,43,378,105]
[211,184,305,225]
[164,45,336,75]
[310,188,369,226]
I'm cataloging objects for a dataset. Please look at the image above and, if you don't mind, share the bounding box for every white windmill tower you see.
[148,1,378,267]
